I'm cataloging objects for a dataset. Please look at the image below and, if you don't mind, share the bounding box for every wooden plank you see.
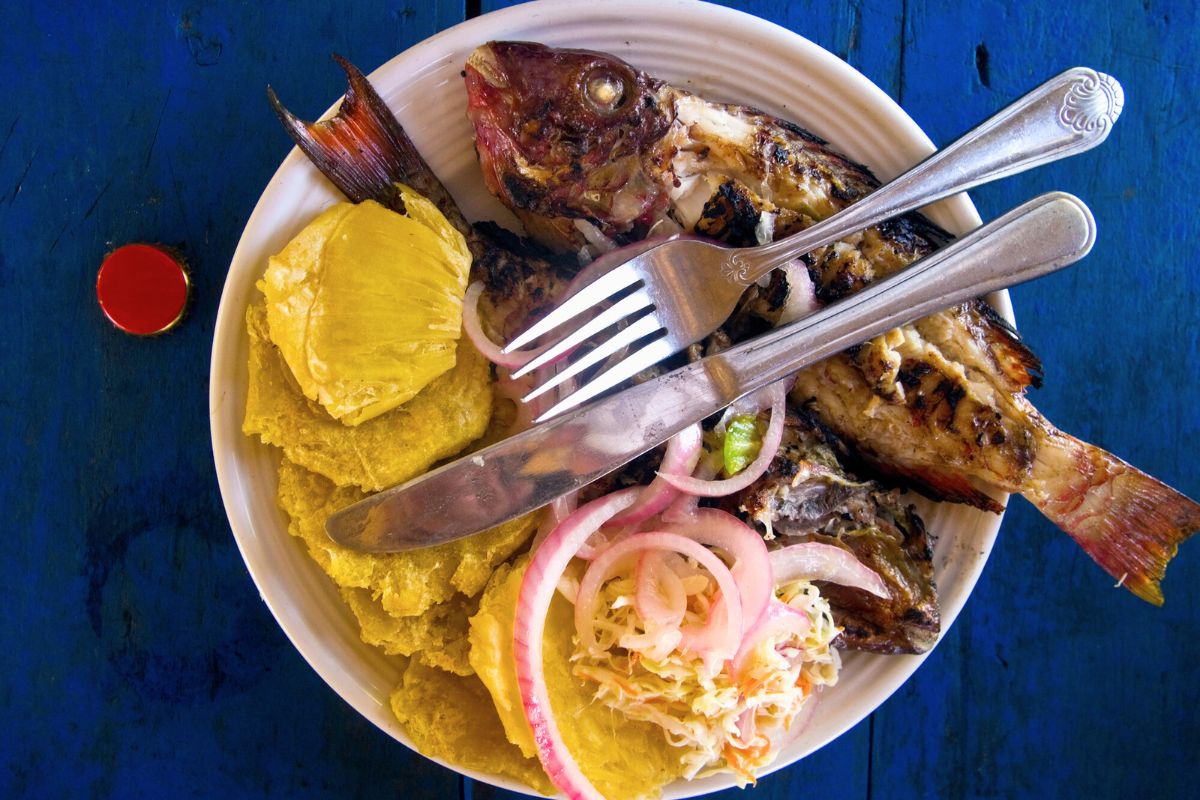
[873,2,1200,798]
[481,0,906,96]
[470,729,869,800]
[0,1,1196,799]
[0,2,467,798]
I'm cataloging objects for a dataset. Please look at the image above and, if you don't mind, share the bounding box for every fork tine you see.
[503,262,641,352]
[523,314,662,403]
[535,335,678,421]
[510,289,654,379]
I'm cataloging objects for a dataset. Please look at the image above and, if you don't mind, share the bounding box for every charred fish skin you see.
[463,41,1200,604]
[267,55,578,341]
[726,409,940,655]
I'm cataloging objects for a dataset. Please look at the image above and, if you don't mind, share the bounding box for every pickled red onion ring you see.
[462,281,551,369]
[730,600,810,679]
[530,491,579,555]
[735,708,757,748]
[718,378,794,430]
[779,687,821,749]
[769,542,890,598]
[635,550,687,627]
[574,531,743,661]
[609,423,704,526]
[513,488,641,800]
[661,450,722,523]
[574,521,637,562]
[759,686,822,756]
[619,625,683,663]
[657,380,788,497]
[662,508,773,631]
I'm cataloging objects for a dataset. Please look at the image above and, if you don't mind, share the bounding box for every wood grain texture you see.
[0,2,467,799]
[1,1,1196,799]
[875,3,1200,798]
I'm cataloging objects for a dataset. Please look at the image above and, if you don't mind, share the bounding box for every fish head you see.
[465,41,673,242]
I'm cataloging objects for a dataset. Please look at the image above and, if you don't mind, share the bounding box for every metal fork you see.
[504,67,1123,420]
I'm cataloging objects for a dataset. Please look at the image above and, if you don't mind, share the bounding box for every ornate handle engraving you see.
[722,251,755,284]
[1059,70,1124,133]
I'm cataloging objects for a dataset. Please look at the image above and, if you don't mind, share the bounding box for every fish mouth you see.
[464,46,520,201]
[463,42,571,212]
[465,43,508,91]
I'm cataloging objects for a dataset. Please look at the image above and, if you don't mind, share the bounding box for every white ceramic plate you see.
[210,1,1008,796]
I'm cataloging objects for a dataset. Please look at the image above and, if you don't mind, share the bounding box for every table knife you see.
[326,191,1094,552]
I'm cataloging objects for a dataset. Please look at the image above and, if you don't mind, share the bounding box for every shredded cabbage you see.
[571,563,841,784]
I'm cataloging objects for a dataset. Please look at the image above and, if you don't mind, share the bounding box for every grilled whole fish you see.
[463,41,1200,605]
[268,57,942,653]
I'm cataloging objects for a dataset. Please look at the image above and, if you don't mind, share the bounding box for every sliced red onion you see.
[620,625,683,663]
[662,508,773,631]
[635,551,687,627]
[661,450,721,523]
[658,380,788,497]
[550,494,579,528]
[764,687,822,754]
[531,492,579,556]
[769,542,891,598]
[513,488,641,800]
[667,553,711,592]
[730,600,810,679]
[574,531,743,662]
[462,281,551,369]
[786,688,821,745]
[777,259,821,325]
[574,519,641,562]
[679,597,735,675]
[724,377,794,423]
[609,423,704,526]
[735,708,758,749]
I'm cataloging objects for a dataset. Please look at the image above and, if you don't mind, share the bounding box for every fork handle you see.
[739,67,1121,283]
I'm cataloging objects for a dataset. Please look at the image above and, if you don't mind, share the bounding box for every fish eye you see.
[583,67,629,114]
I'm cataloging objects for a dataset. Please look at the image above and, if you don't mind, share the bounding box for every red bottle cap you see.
[96,244,191,335]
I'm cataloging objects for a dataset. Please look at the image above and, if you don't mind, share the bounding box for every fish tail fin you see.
[267,55,471,234]
[1027,429,1200,605]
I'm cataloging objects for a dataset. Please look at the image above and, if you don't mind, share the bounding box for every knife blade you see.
[325,192,1095,552]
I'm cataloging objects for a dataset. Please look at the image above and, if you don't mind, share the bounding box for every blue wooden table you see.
[2,1,1197,798]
